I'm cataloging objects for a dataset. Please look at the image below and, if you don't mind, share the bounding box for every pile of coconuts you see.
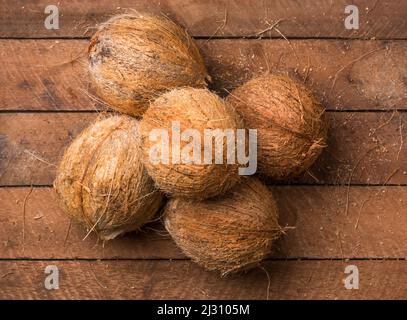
[54,12,327,275]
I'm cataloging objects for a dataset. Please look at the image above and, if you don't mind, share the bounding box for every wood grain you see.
[0,112,405,186]
[0,260,406,299]
[1,40,406,111]
[1,0,407,39]
[1,0,406,302]
[1,186,406,259]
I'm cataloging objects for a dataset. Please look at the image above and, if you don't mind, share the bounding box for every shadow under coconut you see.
[199,43,252,98]
[200,40,311,100]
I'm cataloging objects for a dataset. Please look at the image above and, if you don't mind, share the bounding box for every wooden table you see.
[0,0,406,299]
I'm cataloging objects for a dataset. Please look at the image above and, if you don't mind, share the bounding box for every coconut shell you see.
[227,74,328,180]
[164,177,281,275]
[54,115,164,240]
[88,13,209,117]
[139,87,243,200]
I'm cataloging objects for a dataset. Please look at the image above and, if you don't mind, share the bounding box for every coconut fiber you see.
[227,74,327,180]
[164,177,282,275]
[54,115,163,240]
[88,13,209,117]
[140,87,243,200]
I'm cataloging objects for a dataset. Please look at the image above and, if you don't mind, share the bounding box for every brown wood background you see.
[0,0,406,300]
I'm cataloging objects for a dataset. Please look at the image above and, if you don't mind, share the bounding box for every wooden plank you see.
[1,0,407,39]
[0,260,406,299]
[0,112,405,186]
[1,186,406,259]
[303,111,407,185]
[0,113,94,186]
[0,187,176,260]
[1,39,407,111]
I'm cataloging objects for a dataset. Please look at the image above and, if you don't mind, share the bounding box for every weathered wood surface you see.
[1,0,407,39]
[1,260,406,299]
[1,186,406,259]
[1,1,407,301]
[0,112,405,186]
[1,40,406,111]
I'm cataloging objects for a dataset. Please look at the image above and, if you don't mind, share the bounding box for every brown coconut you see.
[164,177,282,275]
[227,74,328,180]
[139,87,243,200]
[54,115,164,240]
[88,13,209,117]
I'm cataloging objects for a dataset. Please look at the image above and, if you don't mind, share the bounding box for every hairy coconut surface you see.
[140,87,243,200]
[54,115,164,240]
[164,177,282,275]
[227,74,328,180]
[88,13,209,117]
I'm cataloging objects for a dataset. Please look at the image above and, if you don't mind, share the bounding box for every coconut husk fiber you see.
[88,12,209,117]
[139,87,243,200]
[164,177,282,275]
[227,74,328,181]
[54,115,164,240]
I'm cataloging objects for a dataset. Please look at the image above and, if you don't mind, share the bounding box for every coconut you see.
[139,87,243,200]
[164,177,281,274]
[88,13,209,117]
[54,115,164,240]
[227,74,328,180]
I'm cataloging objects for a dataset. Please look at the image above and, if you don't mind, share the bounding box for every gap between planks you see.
[3,36,407,41]
[0,257,406,262]
[1,109,407,114]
